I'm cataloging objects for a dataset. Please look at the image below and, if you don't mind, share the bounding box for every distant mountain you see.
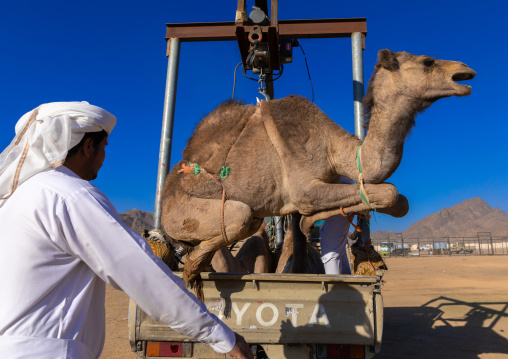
[120,197,508,241]
[372,197,508,241]
[119,209,153,235]
[371,230,398,241]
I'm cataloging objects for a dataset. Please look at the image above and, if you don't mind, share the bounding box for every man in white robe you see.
[319,179,354,275]
[0,102,252,359]
[320,215,352,274]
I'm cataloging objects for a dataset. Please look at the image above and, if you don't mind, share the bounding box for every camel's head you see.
[367,49,476,111]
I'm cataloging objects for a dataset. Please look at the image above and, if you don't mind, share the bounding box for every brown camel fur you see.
[161,49,476,285]
[275,213,324,274]
[211,222,273,274]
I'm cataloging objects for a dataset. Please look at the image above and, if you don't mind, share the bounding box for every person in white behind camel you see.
[319,179,353,275]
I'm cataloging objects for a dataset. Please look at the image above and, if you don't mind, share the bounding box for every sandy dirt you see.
[102,255,508,358]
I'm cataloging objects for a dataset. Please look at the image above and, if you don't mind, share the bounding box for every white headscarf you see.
[0,101,116,207]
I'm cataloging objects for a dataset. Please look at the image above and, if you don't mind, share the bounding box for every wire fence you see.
[373,232,508,257]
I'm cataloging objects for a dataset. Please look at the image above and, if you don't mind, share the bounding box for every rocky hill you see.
[119,209,153,235]
[372,197,508,241]
[120,197,508,240]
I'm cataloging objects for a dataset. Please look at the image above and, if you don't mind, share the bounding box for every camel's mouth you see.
[451,69,476,96]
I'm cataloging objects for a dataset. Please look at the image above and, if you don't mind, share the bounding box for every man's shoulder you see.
[28,167,96,198]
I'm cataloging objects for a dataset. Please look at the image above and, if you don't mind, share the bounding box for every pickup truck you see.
[128,271,383,359]
[380,242,410,256]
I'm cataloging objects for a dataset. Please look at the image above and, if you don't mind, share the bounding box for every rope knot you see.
[178,162,193,174]
[191,162,202,175]
[220,166,230,179]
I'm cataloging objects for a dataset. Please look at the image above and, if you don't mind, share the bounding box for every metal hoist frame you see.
[153,4,368,236]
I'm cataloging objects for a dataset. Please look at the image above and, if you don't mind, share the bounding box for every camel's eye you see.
[423,58,435,67]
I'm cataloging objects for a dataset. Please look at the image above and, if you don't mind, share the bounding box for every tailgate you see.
[130,272,382,347]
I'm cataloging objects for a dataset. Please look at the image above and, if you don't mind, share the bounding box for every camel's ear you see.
[377,49,399,71]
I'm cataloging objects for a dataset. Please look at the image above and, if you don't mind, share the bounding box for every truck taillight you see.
[146,341,183,357]
[317,344,365,359]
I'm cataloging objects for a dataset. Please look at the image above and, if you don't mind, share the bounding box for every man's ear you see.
[82,137,95,158]
[377,49,399,71]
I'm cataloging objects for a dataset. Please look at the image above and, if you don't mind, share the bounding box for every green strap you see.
[356,146,363,174]
[220,166,230,179]
[191,162,202,175]
[360,189,372,209]
[357,146,373,209]
[189,161,230,179]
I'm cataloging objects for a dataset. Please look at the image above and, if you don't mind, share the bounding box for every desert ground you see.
[102,255,508,359]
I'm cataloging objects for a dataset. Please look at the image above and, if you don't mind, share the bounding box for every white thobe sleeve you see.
[55,186,236,354]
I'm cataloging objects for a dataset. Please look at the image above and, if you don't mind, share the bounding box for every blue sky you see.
[1,1,507,232]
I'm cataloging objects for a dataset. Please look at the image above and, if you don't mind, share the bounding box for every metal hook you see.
[258,72,271,101]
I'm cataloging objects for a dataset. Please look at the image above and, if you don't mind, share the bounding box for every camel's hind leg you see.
[163,196,263,284]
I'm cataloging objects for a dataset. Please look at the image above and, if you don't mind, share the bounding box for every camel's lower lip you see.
[455,83,472,96]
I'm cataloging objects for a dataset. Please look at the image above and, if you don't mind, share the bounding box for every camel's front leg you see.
[291,182,401,216]
[299,194,409,238]
[354,193,409,218]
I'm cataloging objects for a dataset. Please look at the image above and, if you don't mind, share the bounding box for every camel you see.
[211,221,273,274]
[161,49,476,286]
[275,213,325,274]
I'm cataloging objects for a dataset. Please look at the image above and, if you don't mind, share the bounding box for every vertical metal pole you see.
[352,32,366,141]
[478,234,482,255]
[154,38,181,229]
[271,0,278,27]
[235,0,247,24]
[351,32,370,248]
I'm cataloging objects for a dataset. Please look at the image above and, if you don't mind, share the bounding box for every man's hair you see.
[66,130,108,159]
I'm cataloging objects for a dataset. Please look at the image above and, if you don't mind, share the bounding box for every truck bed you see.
[129,272,383,358]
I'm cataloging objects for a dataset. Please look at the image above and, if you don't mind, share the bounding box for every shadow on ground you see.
[374,296,508,359]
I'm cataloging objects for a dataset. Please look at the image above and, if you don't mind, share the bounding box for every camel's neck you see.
[335,97,417,183]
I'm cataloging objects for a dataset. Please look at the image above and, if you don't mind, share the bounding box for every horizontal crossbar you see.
[165,18,367,42]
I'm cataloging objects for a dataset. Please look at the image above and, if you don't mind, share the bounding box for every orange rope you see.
[340,208,371,232]
[201,168,220,184]
[179,162,220,184]
[340,208,376,274]
[178,162,194,174]
[220,188,230,244]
